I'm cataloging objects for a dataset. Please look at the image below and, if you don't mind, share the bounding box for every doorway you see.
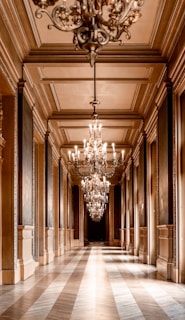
[87,212,106,242]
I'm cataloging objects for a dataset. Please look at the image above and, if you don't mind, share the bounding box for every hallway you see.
[0,246,185,320]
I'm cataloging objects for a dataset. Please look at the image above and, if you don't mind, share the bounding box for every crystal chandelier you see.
[87,201,107,222]
[32,0,144,66]
[68,63,125,178]
[82,173,109,221]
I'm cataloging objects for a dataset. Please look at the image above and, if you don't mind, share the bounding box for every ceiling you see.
[1,0,184,183]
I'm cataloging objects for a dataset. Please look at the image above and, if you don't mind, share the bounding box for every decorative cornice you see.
[1,1,33,59]
[161,0,185,59]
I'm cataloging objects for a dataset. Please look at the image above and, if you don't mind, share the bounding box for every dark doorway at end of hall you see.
[87,213,106,242]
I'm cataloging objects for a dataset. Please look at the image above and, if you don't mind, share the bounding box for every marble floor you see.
[0,245,185,320]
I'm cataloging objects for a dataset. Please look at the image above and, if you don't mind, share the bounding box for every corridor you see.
[0,245,185,320]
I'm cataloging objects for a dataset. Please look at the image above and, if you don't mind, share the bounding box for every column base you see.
[39,254,48,266]
[2,268,21,284]
[18,225,38,281]
[157,224,173,280]
[139,227,148,264]
[157,257,173,280]
[2,258,38,284]
[45,227,54,264]
[18,258,38,281]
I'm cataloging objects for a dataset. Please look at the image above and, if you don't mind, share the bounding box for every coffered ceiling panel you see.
[52,82,137,111]
[40,65,150,80]
[67,127,126,144]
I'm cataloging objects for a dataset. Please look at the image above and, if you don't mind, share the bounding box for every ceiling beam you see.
[48,111,143,120]
[24,47,167,65]
[61,143,132,149]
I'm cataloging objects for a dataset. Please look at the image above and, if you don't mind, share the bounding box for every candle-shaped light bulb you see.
[112,142,115,152]
[83,139,86,148]
[121,150,125,161]
[74,145,77,154]
[68,150,71,161]
[78,150,80,160]
[113,152,116,159]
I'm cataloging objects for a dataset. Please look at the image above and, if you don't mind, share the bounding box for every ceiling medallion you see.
[32,0,144,66]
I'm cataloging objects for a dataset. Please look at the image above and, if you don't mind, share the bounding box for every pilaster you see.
[0,135,6,284]
[45,227,54,264]
[109,186,114,246]
[139,227,148,263]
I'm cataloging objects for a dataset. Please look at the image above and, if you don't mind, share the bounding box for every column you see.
[109,185,114,245]
[157,79,174,279]
[53,161,60,256]
[45,132,54,263]
[0,100,6,284]
[120,175,126,248]
[17,83,38,279]
[79,189,85,247]
[138,135,148,263]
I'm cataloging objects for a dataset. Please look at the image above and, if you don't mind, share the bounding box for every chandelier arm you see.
[76,26,90,45]
[32,0,145,65]
[94,28,110,46]
[99,166,116,178]
[35,7,52,19]
[74,165,91,178]
[115,26,131,41]
[51,5,83,31]
[118,0,137,25]
[95,0,143,41]
[35,5,84,32]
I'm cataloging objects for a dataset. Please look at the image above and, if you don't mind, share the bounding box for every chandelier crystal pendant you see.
[87,201,107,222]
[81,173,110,195]
[32,0,145,66]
